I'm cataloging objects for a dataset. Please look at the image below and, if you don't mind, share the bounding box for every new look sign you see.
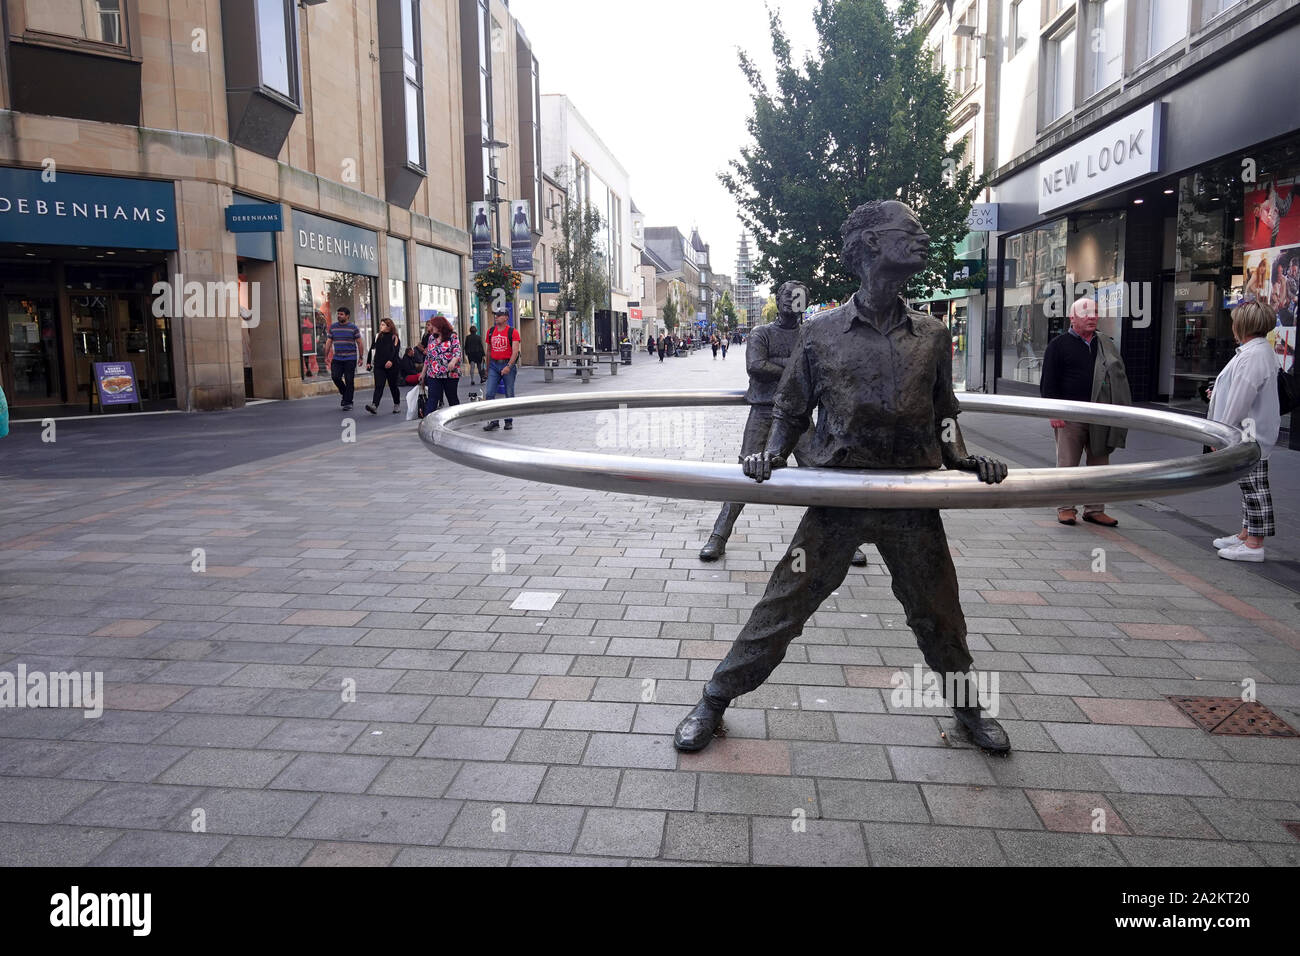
[1038,102,1164,214]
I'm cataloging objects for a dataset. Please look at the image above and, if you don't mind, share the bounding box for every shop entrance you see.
[1,293,61,405]
[66,264,174,406]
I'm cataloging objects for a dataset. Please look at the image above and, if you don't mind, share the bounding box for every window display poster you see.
[1244,179,1297,253]
[94,361,139,407]
[1231,243,1299,329]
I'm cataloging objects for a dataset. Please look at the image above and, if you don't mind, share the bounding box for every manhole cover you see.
[1213,702,1298,737]
[1166,696,1298,736]
[1167,696,1245,732]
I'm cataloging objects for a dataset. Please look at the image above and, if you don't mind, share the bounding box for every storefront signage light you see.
[1038,102,1164,214]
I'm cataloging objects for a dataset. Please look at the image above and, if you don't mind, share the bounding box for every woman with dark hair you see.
[364,317,402,414]
[423,314,462,409]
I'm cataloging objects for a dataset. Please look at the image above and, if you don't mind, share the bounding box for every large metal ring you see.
[418,389,1258,509]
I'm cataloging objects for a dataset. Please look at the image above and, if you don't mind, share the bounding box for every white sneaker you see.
[1212,534,1244,550]
[1218,542,1265,562]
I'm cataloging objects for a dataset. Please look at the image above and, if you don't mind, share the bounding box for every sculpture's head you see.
[841,200,930,284]
[775,280,809,320]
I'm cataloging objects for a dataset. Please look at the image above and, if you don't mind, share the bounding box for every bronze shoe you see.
[673,696,727,752]
[952,707,1011,753]
[698,534,727,562]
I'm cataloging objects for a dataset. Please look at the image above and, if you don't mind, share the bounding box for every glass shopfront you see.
[292,209,380,382]
[999,211,1125,388]
[415,243,463,342]
[296,266,375,381]
[1164,141,1298,406]
[0,167,178,411]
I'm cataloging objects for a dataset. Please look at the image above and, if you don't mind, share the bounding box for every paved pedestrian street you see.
[2,348,1299,867]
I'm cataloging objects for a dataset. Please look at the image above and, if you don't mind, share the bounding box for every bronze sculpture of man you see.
[675,200,1013,754]
[699,279,866,569]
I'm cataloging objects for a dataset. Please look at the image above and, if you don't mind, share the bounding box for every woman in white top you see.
[1207,301,1282,562]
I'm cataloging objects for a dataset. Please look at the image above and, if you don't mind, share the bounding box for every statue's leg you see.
[872,510,1010,751]
[700,405,773,559]
[869,510,974,680]
[705,506,865,702]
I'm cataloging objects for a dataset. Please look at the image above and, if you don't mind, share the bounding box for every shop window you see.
[220,0,301,158]
[1001,219,1067,385]
[401,0,424,169]
[1008,0,1032,60]
[953,2,979,96]
[255,0,293,99]
[1041,21,1075,126]
[417,283,462,342]
[23,0,124,45]
[1134,0,1189,65]
[1198,0,1245,28]
[296,268,375,382]
[1082,0,1123,98]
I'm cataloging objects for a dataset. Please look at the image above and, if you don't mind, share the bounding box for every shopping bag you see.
[404,384,421,421]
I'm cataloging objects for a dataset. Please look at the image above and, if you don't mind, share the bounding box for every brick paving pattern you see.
[2,347,1299,866]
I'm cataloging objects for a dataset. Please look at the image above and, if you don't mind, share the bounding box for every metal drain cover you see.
[1213,702,1299,737]
[1167,696,1246,732]
[1166,696,1298,736]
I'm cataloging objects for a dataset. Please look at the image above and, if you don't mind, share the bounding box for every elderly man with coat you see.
[1039,296,1133,526]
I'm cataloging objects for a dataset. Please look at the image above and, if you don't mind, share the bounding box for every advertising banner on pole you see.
[470,201,492,272]
[509,200,533,272]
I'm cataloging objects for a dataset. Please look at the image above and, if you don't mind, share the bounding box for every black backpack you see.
[1279,367,1298,416]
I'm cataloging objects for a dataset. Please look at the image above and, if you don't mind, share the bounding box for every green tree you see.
[760,294,778,323]
[553,170,608,331]
[716,289,738,330]
[722,0,984,302]
[661,285,680,333]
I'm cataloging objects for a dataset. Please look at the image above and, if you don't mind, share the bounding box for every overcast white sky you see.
[510,0,824,295]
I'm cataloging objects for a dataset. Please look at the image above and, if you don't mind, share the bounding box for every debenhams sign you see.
[1038,102,1164,214]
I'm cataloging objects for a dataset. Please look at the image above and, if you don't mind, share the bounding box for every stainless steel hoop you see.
[418,389,1258,509]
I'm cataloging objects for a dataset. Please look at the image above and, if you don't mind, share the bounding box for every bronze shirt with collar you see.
[766,294,960,469]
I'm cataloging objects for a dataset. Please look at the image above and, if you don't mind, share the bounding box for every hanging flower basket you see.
[474,255,523,302]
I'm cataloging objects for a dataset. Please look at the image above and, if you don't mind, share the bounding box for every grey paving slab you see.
[662,811,750,864]
[91,830,231,866]
[817,780,931,824]
[751,817,869,866]
[862,822,1007,866]
[268,753,389,794]
[0,822,122,865]
[290,794,461,846]
[442,802,584,853]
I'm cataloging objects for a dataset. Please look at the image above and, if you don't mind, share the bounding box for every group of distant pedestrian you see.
[320,306,520,428]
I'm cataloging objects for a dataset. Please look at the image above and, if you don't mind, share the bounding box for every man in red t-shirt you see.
[483,309,522,431]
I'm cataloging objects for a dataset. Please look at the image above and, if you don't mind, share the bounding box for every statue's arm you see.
[764,335,814,460]
[933,337,1007,484]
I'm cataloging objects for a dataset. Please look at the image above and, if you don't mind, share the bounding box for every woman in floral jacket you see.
[423,314,462,408]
